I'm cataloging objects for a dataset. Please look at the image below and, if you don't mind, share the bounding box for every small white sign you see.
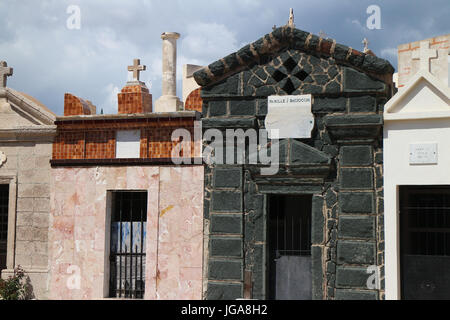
[265,94,314,139]
[116,130,141,158]
[409,143,438,165]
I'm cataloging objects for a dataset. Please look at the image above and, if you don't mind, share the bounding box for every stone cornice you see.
[0,126,57,140]
[0,88,56,125]
[194,26,394,87]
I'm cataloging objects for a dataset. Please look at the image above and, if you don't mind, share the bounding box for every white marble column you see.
[155,32,183,112]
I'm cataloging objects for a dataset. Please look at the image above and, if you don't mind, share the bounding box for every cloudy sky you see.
[1,0,449,115]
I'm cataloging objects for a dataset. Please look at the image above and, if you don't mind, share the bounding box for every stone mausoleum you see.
[0,61,56,299]
[48,54,204,299]
[194,24,394,300]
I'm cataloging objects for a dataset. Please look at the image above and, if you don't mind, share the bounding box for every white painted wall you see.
[182,64,203,103]
[116,130,141,158]
[384,117,450,299]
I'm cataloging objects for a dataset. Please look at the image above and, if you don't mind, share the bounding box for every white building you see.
[384,35,450,299]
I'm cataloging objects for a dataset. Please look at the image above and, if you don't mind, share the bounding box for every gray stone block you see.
[335,289,378,300]
[207,282,243,300]
[202,74,239,97]
[212,191,242,212]
[209,237,243,258]
[312,97,347,113]
[336,266,371,288]
[202,118,256,129]
[338,215,375,239]
[340,168,374,190]
[244,207,265,242]
[256,99,268,116]
[230,100,256,116]
[337,241,376,265]
[343,68,386,92]
[312,246,323,300]
[209,259,243,280]
[210,214,242,234]
[312,196,324,244]
[209,101,227,116]
[209,60,226,77]
[252,244,265,298]
[340,146,373,166]
[214,167,242,188]
[339,192,374,213]
[349,96,377,113]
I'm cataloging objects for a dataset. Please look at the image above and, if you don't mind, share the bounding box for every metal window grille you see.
[400,186,450,256]
[109,191,147,299]
[400,186,450,299]
[0,184,9,270]
[268,195,312,257]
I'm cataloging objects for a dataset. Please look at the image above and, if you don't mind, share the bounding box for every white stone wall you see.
[0,139,53,299]
[0,90,55,299]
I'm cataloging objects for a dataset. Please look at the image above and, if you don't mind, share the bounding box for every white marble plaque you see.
[116,130,141,158]
[265,95,314,139]
[409,143,438,165]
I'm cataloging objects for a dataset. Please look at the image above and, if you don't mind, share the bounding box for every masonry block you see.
[349,96,377,113]
[210,214,242,234]
[337,241,376,265]
[336,266,371,288]
[339,192,374,213]
[211,191,242,212]
[209,237,243,258]
[335,289,378,300]
[207,282,243,300]
[340,168,374,190]
[213,167,242,188]
[209,101,227,116]
[340,146,373,166]
[256,99,268,116]
[312,196,325,244]
[338,215,375,239]
[230,100,256,116]
[312,246,323,300]
[343,68,386,92]
[209,259,243,280]
[313,97,347,113]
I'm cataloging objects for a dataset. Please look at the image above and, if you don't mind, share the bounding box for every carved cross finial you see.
[287,8,295,28]
[319,30,327,39]
[362,38,369,53]
[127,58,146,81]
[412,40,438,73]
[0,61,13,88]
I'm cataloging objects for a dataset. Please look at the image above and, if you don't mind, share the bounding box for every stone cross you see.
[287,8,295,28]
[128,58,146,81]
[0,61,13,88]
[412,40,437,72]
[362,38,369,53]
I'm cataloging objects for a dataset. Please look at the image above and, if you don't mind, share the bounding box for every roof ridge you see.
[194,26,394,87]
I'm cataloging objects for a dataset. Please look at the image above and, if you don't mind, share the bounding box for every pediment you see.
[0,88,56,128]
[194,26,394,88]
[248,138,332,180]
[385,70,450,121]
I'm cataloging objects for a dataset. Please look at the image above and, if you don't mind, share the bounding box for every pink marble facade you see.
[49,166,204,300]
